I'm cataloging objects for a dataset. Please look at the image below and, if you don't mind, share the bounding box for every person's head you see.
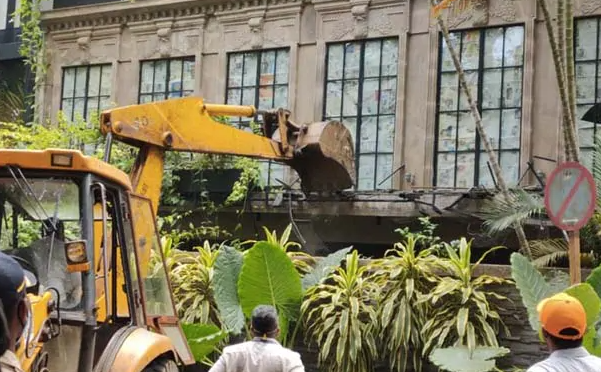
[41,217,64,241]
[0,252,30,352]
[250,305,279,340]
[537,292,586,351]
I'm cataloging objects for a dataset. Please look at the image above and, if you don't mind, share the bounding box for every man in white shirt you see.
[527,292,601,372]
[209,305,305,372]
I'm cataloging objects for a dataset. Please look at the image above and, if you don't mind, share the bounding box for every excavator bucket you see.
[286,120,356,193]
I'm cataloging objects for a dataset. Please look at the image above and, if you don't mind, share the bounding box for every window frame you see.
[225,47,291,188]
[59,63,112,121]
[322,37,399,191]
[433,24,525,188]
[137,56,195,103]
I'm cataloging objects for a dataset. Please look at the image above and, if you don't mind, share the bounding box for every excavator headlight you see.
[65,240,90,273]
[51,153,73,167]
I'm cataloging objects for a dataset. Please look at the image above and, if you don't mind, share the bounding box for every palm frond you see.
[0,81,26,123]
[529,239,568,268]
[478,189,545,235]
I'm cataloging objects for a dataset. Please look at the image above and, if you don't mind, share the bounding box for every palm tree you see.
[430,0,533,259]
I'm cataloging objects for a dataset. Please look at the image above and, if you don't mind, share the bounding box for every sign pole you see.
[568,230,581,284]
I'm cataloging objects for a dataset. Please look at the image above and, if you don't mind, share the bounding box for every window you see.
[226,49,290,187]
[139,57,195,103]
[575,18,601,170]
[323,38,399,190]
[435,26,524,188]
[61,64,112,121]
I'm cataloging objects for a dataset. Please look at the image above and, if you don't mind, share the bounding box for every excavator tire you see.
[289,120,356,193]
[142,358,179,372]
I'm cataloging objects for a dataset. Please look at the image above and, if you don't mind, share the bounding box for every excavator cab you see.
[0,154,192,372]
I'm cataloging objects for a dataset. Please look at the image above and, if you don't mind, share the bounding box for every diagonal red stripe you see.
[555,172,587,222]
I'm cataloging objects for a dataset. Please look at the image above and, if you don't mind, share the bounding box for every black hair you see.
[251,305,278,336]
[544,328,583,350]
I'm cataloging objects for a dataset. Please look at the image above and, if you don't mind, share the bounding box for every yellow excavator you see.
[0,97,355,372]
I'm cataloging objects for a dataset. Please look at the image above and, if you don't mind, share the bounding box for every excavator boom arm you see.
[100,96,356,214]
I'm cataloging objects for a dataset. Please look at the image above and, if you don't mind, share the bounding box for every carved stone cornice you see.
[42,0,303,32]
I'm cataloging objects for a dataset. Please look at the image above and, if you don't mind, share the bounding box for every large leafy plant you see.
[301,251,380,372]
[373,234,442,372]
[429,346,510,372]
[423,239,509,357]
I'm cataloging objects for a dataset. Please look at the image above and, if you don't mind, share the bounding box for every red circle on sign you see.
[544,162,596,231]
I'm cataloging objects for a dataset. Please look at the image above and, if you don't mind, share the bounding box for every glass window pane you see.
[140,62,154,94]
[441,33,460,72]
[484,28,504,68]
[227,89,242,105]
[577,105,596,148]
[228,54,243,88]
[62,98,73,120]
[504,26,524,66]
[154,61,167,94]
[86,98,99,119]
[576,62,596,105]
[73,98,86,121]
[481,110,500,150]
[482,69,502,109]
[376,154,393,189]
[362,78,379,115]
[99,97,111,111]
[343,42,361,79]
[260,51,276,85]
[461,30,480,70]
[325,81,342,118]
[437,153,455,187]
[364,40,382,78]
[478,151,495,188]
[379,77,397,115]
[88,67,101,97]
[438,112,457,152]
[342,80,359,116]
[342,117,357,145]
[153,93,164,102]
[440,72,459,111]
[576,19,598,61]
[63,68,76,98]
[500,150,520,185]
[357,154,375,190]
[74,67,88,97]
[501,109,521,150]
[327,44,344,80]
[275,50,289,84]
[100,66,111,96]
[456,152,475,188]
[359,116,377,154]
[502,67,522,108]
[457,112,475,151]
[243,53,258,86]
[258,86,273,109]
[183,59,195,91]
[129,195,176,317]
[377,115,395,153]
[581,148,594,171]
[242,87,255,106]
[381,39,398,76]
[274,86,288,109]
[169,59,183,92]
[140,94,153,104]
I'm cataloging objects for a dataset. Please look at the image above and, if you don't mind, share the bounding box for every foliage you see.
[422,239,509,357]
[564,283,601,356]
[395,217,443,254]
[301,251,380,372]
[213,245,246,334]
[170,241,222,325]
[181,323,227,365]
[373,234,442,372]
[14,0,47,92]
[238,241,303,344]
[225,157,262,207]
[301,246,352,290]
[251,224,316,275]
[478,189,545,236]
[429,346,510,372]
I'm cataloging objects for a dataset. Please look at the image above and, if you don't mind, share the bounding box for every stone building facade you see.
[36,0,601,252]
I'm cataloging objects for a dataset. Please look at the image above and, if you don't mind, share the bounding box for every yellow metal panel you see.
[0,149,132,191]
[108,328,176,372]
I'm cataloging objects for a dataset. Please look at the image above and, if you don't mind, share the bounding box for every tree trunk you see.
[557,0,571,160]
[565,0,580,161]
[433,9,532,259]
[538,0,579,162]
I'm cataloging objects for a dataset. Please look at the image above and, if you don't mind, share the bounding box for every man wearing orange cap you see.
[527,292,601,372]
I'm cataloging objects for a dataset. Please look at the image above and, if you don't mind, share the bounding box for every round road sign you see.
[544,162,596,231]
